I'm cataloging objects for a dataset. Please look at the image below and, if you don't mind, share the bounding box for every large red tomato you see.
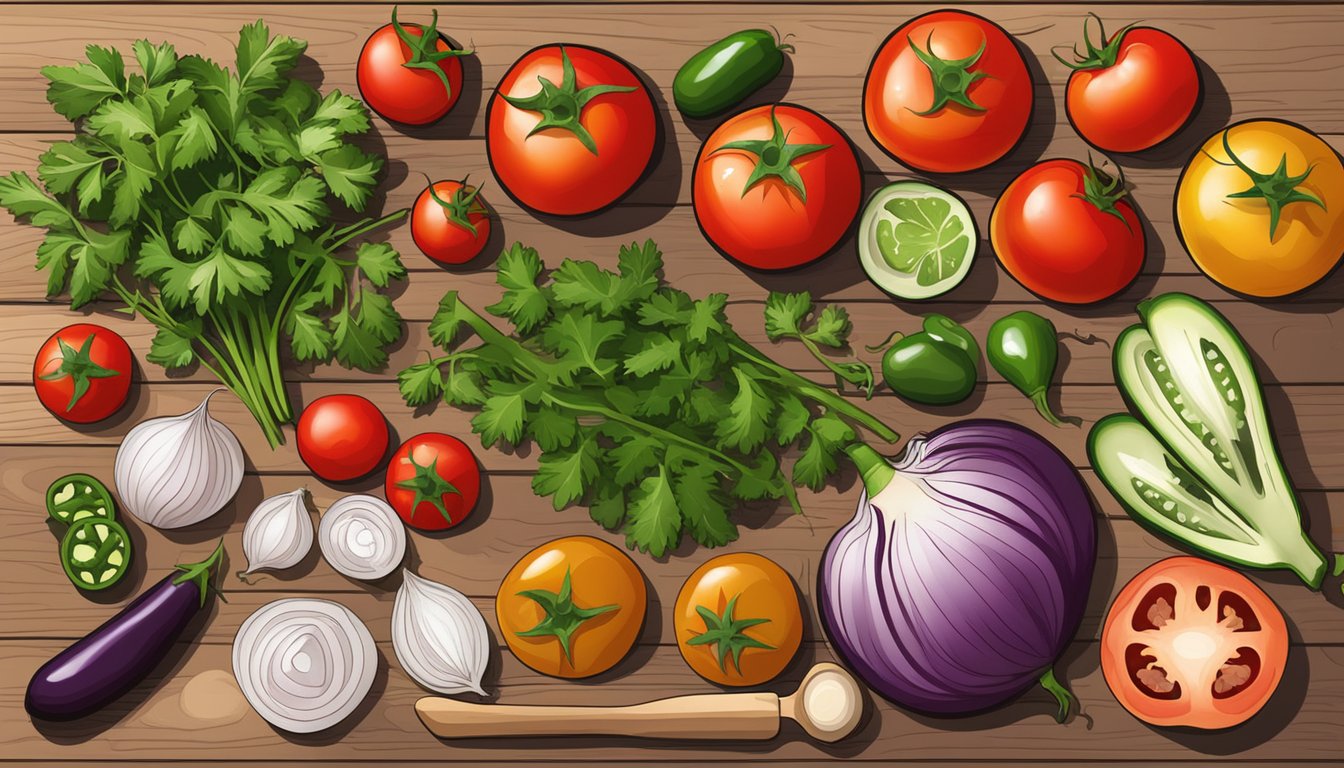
[356,8,469,126]
[990,158,1145,304]
[296,394,390,482]
[33,323,132,424]
[1057,16,1201,153]
[385,432,481,531]
[693,104,861,270]
[864,10,1033,173]
[487,45,656,216]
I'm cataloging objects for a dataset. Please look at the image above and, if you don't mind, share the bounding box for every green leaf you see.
[764,291,810,340]
[221,206,266,256]
[286,300,334,361]
[296,124,341,160]
[637,289,692,327]
[146,321,200,368]
[540,311,623,379]
[551,258,622,315]
[397,361,444,407]
[331,303,389,370]
[178,55,244,134]
[38,141,105,195]
[310,90,370,135]
[811,412,856,449]
[135,229,194,308]
[428,292,463,348]
[355,242,405,287]
[608,430,664,485]
[732,452,783,501]
[42,45,126,120]
[133,40,178,86]
[793,429,839,491]
[169,107,218,169]
[240,168,328,245]
[35,231,80,297]
[67,229,131,308]
[614,239,661,305]
[473,389,528,447]
[444,366,487,407]
[141,80,195,132]
[528,405,578,451]
[625,466,682,557]
[533,435,600,510]
[0,171,76,230]
[486,244,550,333]
[235,20,306,95]
[675,463,737,548]
[186,249,272,313]
[687,293,727,344]
[589,483,626,530]
[716,368,774,452]
[74,162,111,216]
[109,141,154,228]
[318,144,381,210]
[808,305,851,348]
[355,289,401,345]
[87,98,158,142]
[623,333,681,376]
[774,393,811,446]
[174,217,214,255]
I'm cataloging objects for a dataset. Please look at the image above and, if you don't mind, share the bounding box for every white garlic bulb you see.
[114,390,244,529]
[393,570,490,695]
[318,495,406,581]
[239,488,313,578]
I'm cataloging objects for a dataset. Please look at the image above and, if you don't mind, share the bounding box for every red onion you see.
[820,420,1095,720]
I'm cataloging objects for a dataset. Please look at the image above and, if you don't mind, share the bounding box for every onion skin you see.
[819,420,1096,718]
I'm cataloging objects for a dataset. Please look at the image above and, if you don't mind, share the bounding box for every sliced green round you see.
[46,473,116,525]
[59,517,132,591]
[857,181,978,300]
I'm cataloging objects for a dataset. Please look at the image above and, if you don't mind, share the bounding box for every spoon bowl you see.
[781,663,865,743]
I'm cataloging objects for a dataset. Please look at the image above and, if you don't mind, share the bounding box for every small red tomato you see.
[693,103,861,270]
[357,8,469,125]
[864,10,1034,173]
[33,323,133,424]
[385,432,481,531]
[990,158,1145,304]
[487,44,656,215]
[411,178,491,265]
[297,394,390,482]
[1056,16,1201,153]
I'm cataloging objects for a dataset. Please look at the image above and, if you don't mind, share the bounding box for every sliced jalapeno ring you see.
[46,473,116,525]
[59,517,132,591]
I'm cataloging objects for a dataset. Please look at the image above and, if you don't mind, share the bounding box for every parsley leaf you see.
[487,244,550,333]
[532,434,600,510]
[625,467,682,557]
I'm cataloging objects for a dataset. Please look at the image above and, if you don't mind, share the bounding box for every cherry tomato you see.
[1057,16,1201,153]
[33,323,132,424]
[864,10,1033,173]
[357,8,469,126]
[496,536,647,678]
[1102,557,1288,730]
[673,553,802,687]
[296,394,390,482]
[487,44,656,216]
[411,178,491,265]
[990,158,1145,304]
[385,432,481,531]
[693,103,861,270]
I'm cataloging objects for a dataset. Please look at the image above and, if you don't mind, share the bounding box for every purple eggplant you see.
[25,542,224,721]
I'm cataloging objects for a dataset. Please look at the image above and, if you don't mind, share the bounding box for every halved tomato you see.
[1101,557,1289,730]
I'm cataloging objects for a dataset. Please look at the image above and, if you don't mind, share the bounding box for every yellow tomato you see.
[1175,119,1344,297]
[673,553,803,687]
[496,536,646,679]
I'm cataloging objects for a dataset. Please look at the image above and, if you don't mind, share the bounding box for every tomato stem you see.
[907,30,991,115]
[1210,130,1326,241]
[500,46,636,156]
[1072,155,1133,233]
[709,105,830,201]
[1051,13,1138,71]
[421,173,487,236]
[390,6,472,103]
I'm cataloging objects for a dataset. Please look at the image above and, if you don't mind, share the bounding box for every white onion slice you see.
[232,598,376,733]
[318,495,406,581]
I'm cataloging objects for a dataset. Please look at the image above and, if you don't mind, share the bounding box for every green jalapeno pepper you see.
[987,310,1080,427]
[46,473,116,525]
[870,314,979,405]
[60,517,133,591]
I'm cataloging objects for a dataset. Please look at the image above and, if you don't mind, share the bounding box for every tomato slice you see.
[1101,557,1288,729]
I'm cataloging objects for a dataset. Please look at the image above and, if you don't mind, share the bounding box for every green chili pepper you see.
[59,517,133,591]
[869,314,979,406]
[987,311,1079,427]
[46,473,116,525]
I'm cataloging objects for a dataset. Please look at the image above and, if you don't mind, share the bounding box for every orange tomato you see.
[673,553,802,687]
[1101,557,1288,729]
[496,536,647,678]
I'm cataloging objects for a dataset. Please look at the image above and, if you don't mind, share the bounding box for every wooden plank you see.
[2,474,1340,645]
[2,638,1341,762]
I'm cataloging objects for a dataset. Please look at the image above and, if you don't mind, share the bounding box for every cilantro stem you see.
[327,209,410,251]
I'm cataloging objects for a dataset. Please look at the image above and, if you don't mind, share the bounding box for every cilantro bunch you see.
[398,241,901,556]
[0,22,407,447]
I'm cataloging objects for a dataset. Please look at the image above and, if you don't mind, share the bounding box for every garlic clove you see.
[114,390,244,530]
[239,488,313,579]
[392,569,490,696]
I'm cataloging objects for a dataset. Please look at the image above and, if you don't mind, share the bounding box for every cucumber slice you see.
[59,517,132,591]
[857,181,978,300]
[46,473,116,525]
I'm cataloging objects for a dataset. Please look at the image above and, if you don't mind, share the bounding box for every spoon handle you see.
[415,691,781,740]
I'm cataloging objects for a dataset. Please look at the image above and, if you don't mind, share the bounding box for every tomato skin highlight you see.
[357,22,464,126]
[1101,557,1288,730]
[411,180,491,266]
[1064,28,1201,153]
[384,432,481,531]
[296,394,391,482]
[33,323,132,424]
[990,158,1144,304]
[487,44,656,216]
[863,10,1033,173]
[693,103,861,270]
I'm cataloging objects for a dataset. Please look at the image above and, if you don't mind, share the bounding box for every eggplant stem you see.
[1039,666,1076,723]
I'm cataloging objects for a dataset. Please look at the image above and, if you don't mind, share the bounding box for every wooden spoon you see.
[415,663,863,743]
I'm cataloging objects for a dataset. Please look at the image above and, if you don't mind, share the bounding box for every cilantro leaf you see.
[399,361,445,407]
[589,483,626,530]
[674,463,737,548]
[533,434,600,510]
[808,305,851,348]
[174,217,213,255]
[607,429,664,485]
[793,428,840,491]
[625,466,682,557]
[472,385,530,447]
[637,289,692,326]
[428,291,464,347]
[764,292,811,340]
[310,90,370,135]
[186,249,272,313]
[287,299,334,361]
[87,98,157,142]
[38,140,106,195]
[774,393,811,446]
[486,244,550,333]
[551,258,621,315]
[221,206,266,256]
[0,171,76,230]
[235,20,306,95]
[540,311,622,379]
[133,40,178,86]
[355,289,401,345]
[355,241,405,288]
[42,45,126,120]
[146,321,200,368]
[716,367,774,452]
[168,107,218,169]
[623,333,680,376]
[688,293,727,344]
[318,144,381,210]
[732,452,784,501]
[614,239,661,305]
[811,412,856,449]
[296,124,341,160]
[240,168,328,245]
[108,142,155,228]
[444,366,488,407]
[528,405,578,451]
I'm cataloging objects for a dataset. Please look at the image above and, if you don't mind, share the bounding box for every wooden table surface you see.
[3,1,1344,766]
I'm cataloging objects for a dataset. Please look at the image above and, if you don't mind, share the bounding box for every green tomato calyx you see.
[396,450,462,525]
[424,174,487,236]
[502,46,637,156]
[391,6,472,103]
[39,333,120,411]
[909,30,992,115]
[687,592,776,674]
[1215,130,1325,241]
[1052,13,1137,71]
[515,567,618,666]
[712,106,831,202]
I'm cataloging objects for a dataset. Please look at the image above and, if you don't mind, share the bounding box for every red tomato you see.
[385,432,481,531]
[990,158,1145,304]
[864,10,1033,173]
[1057,17,1201,153]
[357,8,468,126]
[411,179,491,265]
[487,44,656,216]
[1101,557,1288,730]
[296,394,390,482]
[693,104,861,270]
[33,323,132,424]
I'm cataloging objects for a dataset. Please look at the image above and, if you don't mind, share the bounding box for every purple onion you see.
[820,420,1095,720]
